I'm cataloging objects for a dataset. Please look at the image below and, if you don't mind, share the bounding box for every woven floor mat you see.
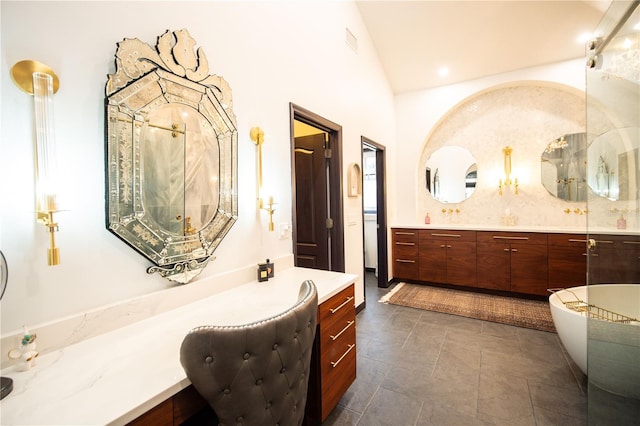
[380,283,556,333]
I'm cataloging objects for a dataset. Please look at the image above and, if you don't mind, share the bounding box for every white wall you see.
[0,1,396,335]
[395,59,588,226]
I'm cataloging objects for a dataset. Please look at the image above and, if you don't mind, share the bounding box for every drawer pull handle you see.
[395,259,415,263]
[623,241,640,245]
[568,239,588,243]
[330,320,355,341]
[492,236,529,240]
[329,296,354,314]
[596,240,614,244]
[431,233,461,238]
[395,232,415,236]
[331,344,355,368]
[395,242,415,246]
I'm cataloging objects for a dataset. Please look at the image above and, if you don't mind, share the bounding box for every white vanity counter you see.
[392,223,639,235]
[0,267,357,426]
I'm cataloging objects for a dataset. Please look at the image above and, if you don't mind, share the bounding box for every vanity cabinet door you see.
[476,232,548,296]
[419,237,447,283]
[548,234,588,288]
[510,241,548,296]
[476,239,511,291]
[593,234,640,284]
[419,230,476,286]
[392,228,419,281]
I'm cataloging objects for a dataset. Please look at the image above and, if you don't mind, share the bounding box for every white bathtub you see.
[549,284,640,398]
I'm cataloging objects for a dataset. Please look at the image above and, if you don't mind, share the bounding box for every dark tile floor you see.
[323,272,589,425]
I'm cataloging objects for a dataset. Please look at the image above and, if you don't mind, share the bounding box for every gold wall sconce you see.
[498,146,519,196]
[11,60,62,265]
[250,127,276,231]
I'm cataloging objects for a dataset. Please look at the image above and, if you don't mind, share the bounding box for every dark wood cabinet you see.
[392,228,420,280]
[419,230,476,287]
[547,234,588,288]
[477,232,548,296]
[591,234,640,284]
[307,284,357,423]
[391,227,637,298]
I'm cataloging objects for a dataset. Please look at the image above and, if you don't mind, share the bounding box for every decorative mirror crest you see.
[105,29,238,283]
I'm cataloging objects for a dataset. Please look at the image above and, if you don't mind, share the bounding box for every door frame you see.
[361,137,389,288]
[289,103,345,272]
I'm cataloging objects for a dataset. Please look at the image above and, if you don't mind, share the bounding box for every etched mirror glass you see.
[105,29,237,283]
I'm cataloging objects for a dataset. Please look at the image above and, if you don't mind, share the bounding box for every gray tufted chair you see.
[180,280,318,426]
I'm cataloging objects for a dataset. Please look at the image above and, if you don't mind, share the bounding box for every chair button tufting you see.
[243,352,250,360]
[272,343,278,350]
[280,367,286,373]
[265,402,271,408]
[294,332,298,338]
[223,388,231,395]
[256,379,263,385]
[204,356,213,363]
[236,416,243,422]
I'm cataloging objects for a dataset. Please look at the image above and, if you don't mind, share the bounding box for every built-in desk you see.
[0,267,357,425]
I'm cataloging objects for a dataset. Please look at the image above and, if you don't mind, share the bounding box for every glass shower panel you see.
[586,1,640,423]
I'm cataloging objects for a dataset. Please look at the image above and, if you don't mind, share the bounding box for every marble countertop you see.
[0,267,357,426]
[391,224,639,235]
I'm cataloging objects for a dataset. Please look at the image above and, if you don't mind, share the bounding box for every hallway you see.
[324,272,588,425]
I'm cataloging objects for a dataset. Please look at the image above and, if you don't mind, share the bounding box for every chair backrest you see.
[180,280,318,426]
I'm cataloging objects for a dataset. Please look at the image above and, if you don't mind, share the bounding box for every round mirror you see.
[425,146,477,203]
[587,127,639,201]
[0,250,7,300]
[540,132,587,201]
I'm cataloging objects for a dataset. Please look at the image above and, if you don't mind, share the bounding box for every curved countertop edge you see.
[391,224,639,235]
[0,267,357,426]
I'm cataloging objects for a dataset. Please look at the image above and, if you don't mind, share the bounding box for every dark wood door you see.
[510,243,548,296]
[476,242,511,291]
[447,242,477,287]
[294,134,329,269]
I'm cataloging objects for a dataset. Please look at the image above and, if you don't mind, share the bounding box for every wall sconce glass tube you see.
[498,146,519,196]
[250,127,275,231]
[11,60,62,265]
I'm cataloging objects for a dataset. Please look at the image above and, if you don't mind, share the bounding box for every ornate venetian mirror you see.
[425,146,477,203]
[105,29,238,283]
[540,132,587,201]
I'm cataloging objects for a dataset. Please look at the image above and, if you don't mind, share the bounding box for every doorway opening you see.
[361,137,388,288]
[290,103,344,272]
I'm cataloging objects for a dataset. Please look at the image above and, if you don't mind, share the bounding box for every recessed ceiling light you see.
[438,66,449,77]
[634,22,640,31]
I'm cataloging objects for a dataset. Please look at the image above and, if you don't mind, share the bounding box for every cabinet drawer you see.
[393,242,418,257]
[420,229,476,242]
[319,285,355,326]
[392,228,419,243]
[320,337,356,418]
[477,231,547,245]
[547,233,589,248]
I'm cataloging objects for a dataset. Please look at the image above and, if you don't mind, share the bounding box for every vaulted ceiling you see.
[356,1,611,93]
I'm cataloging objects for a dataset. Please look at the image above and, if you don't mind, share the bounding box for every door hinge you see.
[326,218,334,229]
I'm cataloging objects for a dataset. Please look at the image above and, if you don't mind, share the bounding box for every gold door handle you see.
[330,321,355,341]
[588,238,597,251]
[331,344,355,368]
[329,296,354,314]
